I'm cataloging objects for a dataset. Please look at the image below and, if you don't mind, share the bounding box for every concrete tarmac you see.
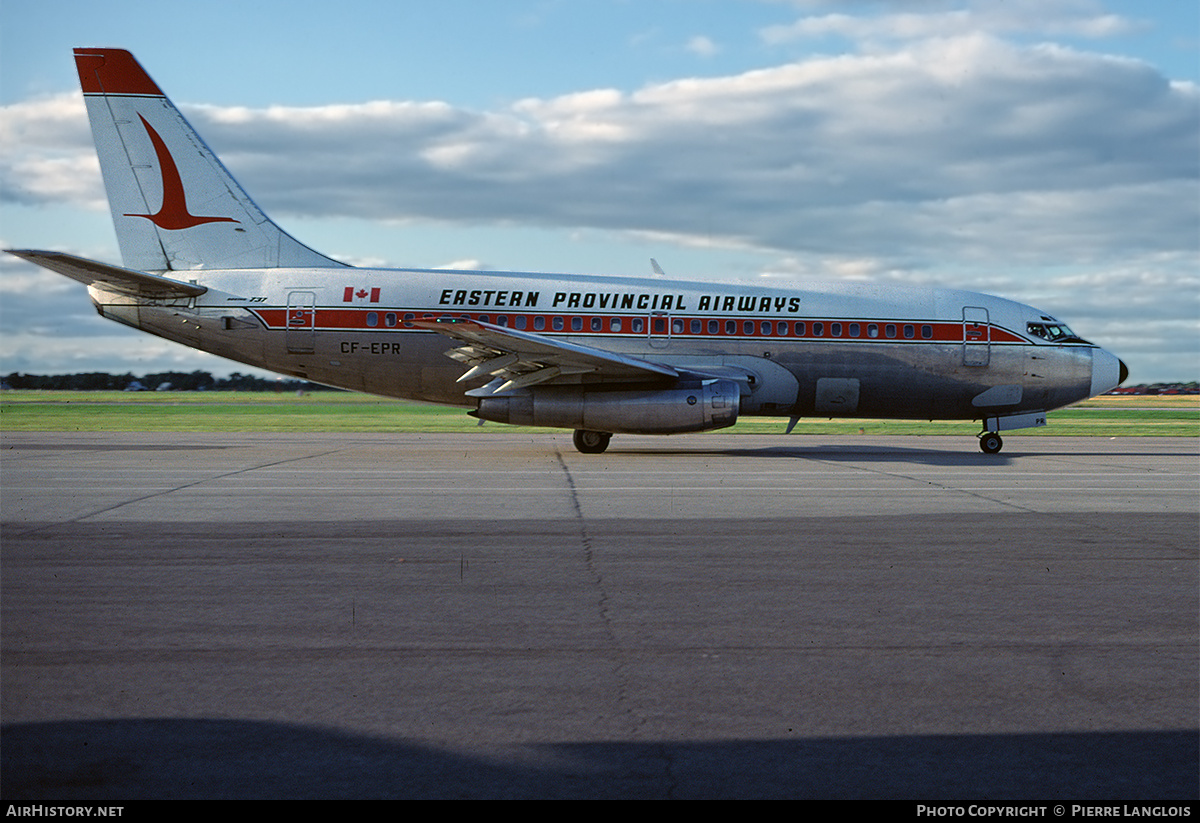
[2,432,1196,799]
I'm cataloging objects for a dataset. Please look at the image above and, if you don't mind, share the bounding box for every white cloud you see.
[435,259,489,271]
[0,266,74,297]
[761,0,1140,46]
[0,92,106,209]
[686,35,721,58]
[5,34,1194,271]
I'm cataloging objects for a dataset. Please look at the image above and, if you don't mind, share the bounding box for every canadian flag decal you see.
[343,286,381,303]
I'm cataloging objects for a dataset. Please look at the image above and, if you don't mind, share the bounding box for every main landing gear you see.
[978,431,1003,454]
[573,429,612,454]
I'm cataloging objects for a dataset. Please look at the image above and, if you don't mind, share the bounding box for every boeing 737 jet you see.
[7,49,1127,453]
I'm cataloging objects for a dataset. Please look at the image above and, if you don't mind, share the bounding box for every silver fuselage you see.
[89,266,1117,423]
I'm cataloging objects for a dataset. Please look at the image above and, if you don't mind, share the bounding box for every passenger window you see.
[385,313,397,327]
[868,324,878,338]
[571,316,583,331]
[744,321,754,335]
[553,317,564,331]
[591,317,603,332]
[795,322,806,336]
[534,316,545,331]
[761,321,772,335]
[366,312,378,327]
[708,319,719,334]
[725,320,736,335]
[848,323,860,337]
[885,324,896,338]
[496,316,509,327]
[403,312,415,328]
[514,316,526,330]
[813,322,824,337]
[922,324,933,339]
[777,321,788,336]
[904,324,915,339]
[610,317,622,332]
[691,319,702,334]
[830,323,842,337]
[631,318,644,333]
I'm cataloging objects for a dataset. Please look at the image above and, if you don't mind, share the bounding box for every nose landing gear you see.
[979,431,1003,454]
[977,411,1045,454]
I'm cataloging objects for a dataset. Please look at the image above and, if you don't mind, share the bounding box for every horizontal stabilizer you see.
[5,250,207,298]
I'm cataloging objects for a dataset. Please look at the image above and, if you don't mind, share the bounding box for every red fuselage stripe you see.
[251,308,1029,344]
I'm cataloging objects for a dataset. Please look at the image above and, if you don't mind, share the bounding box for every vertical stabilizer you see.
[74,48,346,271]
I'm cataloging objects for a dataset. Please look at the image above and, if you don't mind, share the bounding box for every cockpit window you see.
[1027,321,1085,343]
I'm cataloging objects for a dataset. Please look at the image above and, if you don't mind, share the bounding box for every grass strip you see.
[2,391,1195,436]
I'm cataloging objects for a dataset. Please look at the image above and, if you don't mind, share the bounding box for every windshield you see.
[1026,321,1087,343]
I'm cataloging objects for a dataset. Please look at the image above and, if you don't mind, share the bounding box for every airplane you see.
[7,48,1128,454]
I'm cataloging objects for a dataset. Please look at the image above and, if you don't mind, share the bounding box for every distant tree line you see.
[1108,382,1198,395]
[2,371,342,393]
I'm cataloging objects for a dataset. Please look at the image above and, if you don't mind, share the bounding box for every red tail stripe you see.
[74,48,163,97]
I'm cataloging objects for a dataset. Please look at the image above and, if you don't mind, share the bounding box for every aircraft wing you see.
[5,250,208,299]
[411,317,679,394]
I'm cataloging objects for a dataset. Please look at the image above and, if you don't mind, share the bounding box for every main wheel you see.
[979,432,1003,454]
[573,429,612,454]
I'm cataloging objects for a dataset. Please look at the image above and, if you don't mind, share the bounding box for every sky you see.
[1,0,1197,383]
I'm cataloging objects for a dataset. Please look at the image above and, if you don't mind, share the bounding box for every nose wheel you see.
[979,432,1003,454]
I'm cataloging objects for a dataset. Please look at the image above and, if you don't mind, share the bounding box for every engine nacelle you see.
[472,379,740,435]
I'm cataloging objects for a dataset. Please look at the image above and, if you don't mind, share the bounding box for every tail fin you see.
[74,48,346,272]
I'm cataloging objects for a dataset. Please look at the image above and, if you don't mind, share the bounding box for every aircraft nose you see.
[1091,348,1127,397]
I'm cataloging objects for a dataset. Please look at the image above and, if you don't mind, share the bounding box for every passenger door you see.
[962,306,990,367]
[286,290,316,354]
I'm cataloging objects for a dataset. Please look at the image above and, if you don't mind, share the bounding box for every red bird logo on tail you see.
[124,115,239,230]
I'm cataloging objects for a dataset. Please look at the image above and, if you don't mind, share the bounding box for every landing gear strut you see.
[979,432,1003,454]
[573,429,612,454]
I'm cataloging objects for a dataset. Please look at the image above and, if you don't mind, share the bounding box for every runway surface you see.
[2,432,1196,799]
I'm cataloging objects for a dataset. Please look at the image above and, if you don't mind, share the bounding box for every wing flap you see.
[5,250,207,298]
[411,317,678,393]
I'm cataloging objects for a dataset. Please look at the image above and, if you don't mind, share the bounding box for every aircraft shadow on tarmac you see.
[2,719,1195,800]
[610,443,1013,466]
[608,441,1193,465]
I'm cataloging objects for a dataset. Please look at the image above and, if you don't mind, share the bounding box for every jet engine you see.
[471,379,740,435]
